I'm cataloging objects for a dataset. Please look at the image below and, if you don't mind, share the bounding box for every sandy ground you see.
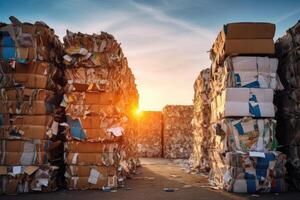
[2,158,299,200]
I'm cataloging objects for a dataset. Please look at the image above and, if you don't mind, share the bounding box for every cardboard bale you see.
[62,30,139,190]
[211,88,275,122]
[211,117,278,152]
[189,69,212,172]
[0,17,65,194]
[209,151,287,193]
[211,56,282,95]
[136,111,162,158]
[275,20,300,190]
[162,105,193,159]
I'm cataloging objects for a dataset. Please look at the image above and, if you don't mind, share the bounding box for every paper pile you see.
[275,20,300,190]
[0,16,65,194]
[162,105,193,159]
[189,69,212,172]
[62,30,139,190]
[191,22,288,193]
[136,111,163,158]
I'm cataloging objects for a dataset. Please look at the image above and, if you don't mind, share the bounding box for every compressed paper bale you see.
[62,30,139,190]
[189,69,213,171]
[135,111,162,158]
[162,105,193,159]
[275,20,300,190]
[0,17,66,194]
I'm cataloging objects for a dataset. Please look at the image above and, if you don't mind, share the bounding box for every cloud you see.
[275,7,300,24]
[25,0,215,110]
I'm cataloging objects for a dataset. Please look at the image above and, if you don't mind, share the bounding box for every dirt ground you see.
[2,158,299,200]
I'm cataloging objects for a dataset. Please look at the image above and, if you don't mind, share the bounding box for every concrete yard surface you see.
[2,158,299,200]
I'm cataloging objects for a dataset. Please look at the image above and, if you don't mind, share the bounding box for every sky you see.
[1,0,299,110]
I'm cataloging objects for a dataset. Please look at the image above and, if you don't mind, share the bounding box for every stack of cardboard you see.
[189,69,212,172]
[62,30,139,190]
[162,105,193,159]
[0,17,65,194]
[275,20,300,190]
[136,111,162,158]
[194,22,287,193]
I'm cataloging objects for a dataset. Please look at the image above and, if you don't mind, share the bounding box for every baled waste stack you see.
[62,30,139,190]
[0,17,65,194]
[206,22,287,193]
[275,20,300,190]
[189,69,212,172]
[136,111,162,158]
[163,105,193,159]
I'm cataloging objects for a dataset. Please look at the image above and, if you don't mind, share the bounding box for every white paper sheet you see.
[107,127,124,137]
[13,166,22,174]
[88,169,100,184]
[249,151,265,158]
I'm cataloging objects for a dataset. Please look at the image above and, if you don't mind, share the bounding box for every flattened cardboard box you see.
[224,22,275,39]
[1,74,50,89]
[74,129,108,141]
[0,100,53,115]
[1,115,52,126]
[65,105,117,117]
[77,116,121,129]
[1,152,48,165]
[65,141,118,153]
[0,125,49,140]
[67,177,107,190]
[66,165,116,177]
[0,61,56,75]
[66,92,120,105]
[224,39,275,55]
[0,140,50,152]
[66,153,106,166]
[2,89,54,101]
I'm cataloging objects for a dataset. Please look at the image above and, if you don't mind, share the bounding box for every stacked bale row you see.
[189,69,212,172]
[208,22,287,193]
[162,105,193,159]
[275,20,300,190]
[136,111,163,158]
[191,22,288,193]
[0,17,65,194]
[62,30,139,190]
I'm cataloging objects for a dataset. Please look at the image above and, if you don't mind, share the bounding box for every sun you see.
[134,108,142,117]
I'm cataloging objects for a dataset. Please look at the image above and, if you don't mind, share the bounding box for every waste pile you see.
[192,22,288,193]
[275,20,300,190]
[136,111,162,158]
[162,105,193,159]
[189,69,212,172]
[0,17,65,194]
[62,30,139,190]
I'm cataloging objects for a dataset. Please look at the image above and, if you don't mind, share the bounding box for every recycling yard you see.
[1,0,300,199]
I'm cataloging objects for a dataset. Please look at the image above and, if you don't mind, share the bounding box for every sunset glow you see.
[1,0,298,111]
